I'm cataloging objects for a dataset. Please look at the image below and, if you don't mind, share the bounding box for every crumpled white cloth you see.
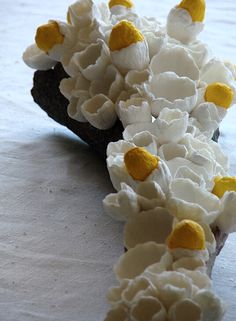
[0,0,236,320]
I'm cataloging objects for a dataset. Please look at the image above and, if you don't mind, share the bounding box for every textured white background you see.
[0,0,236,320]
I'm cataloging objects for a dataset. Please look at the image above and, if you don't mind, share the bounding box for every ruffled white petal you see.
[22,44,56,70]
[114,242,166,280]
[124,207,173,249]
[81,93,117,129]
[150,46,199,81]
[143,72,197,116]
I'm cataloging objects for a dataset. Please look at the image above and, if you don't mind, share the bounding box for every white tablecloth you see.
[1,0,236,320]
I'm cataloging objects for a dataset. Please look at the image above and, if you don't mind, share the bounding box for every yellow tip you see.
[124,147,159,181]
[177,0,206,22]
[204,82,234,109]
[108,20,144,51]
[109,0,134,9]
[167,220,205,251]
[212,176,236,198]
[35,21,64,53]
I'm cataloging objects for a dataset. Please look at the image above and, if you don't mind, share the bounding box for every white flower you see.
[150,45,199,81]
[190,102,225,135]
[166,1,205,44]
[66,40,111,80]
[22,44,56,70]
[117,97,152,128]
[167,178,220,224]
[108,20,150,74]
[34,20,77,61]
[107,140,171,192]
[143,29,166,59]
[67,0,101,28]
[103,181,166,221]
[142,72,197,116]
[81,93,117,129]
[125,69,150,90]
[123,108,188,145]
[90,64,124,101]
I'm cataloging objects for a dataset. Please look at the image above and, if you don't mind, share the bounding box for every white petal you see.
[103,185,140,222]
[168,178,220,224]
[90,64,124,101]
[153,271,193,309]
[81,94,117,129]
[167,8,204,44]
[158,143,188,161]
[67,0,101,28]
[215,192,236,234]
[107,140,135,156]
[150,46,199,81]
[114,242,166,280]
[143,30,166,58]
[124,207,173,249]
[123,123,156,141]
[191,102,224,133]
[125,69,150,90]
[145,72,197,116]
[174,166,205,188]
[107,279,130,305]
[200,58,235,87]
[121,276,154,304]
[118,98,152,128]
[154,108,188,144]
[131,132,158,155]
[130,296,167,321]
[111,40,150,74]
[67,95,88,122]
[104,303,129,321]
[72,40,111,81]
[194,290,226,321]
[23,44,56,70]
[172,257,206,273]
[168,299,202,321]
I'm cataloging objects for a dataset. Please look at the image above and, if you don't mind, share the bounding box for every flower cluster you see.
[23,0,236,320]
[23,0,236,134]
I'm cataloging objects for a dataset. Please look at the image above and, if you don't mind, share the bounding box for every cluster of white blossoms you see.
[23,0,236,320]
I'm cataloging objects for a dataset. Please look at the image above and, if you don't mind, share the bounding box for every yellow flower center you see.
[109,0,134,9]
[167,220,205,250]
[177,0,206,22]
[204,82,234,109]
[124,147,159,181]
[35,21,64,53]
[212,176,236,198]
[109,20,144,51]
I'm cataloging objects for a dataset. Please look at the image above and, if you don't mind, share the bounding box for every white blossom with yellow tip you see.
[167,0,206,44]
[108,20,150,74]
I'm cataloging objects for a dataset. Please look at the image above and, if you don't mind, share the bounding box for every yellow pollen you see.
[204,82,234,109]
[212,176,236,198]
[177,0,206,22]
[167,220,206,251]
[124,147,159,181]
[108,20,144,51]
[35,21,64,53]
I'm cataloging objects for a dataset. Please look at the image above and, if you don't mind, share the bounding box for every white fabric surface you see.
[0,0,236,320]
